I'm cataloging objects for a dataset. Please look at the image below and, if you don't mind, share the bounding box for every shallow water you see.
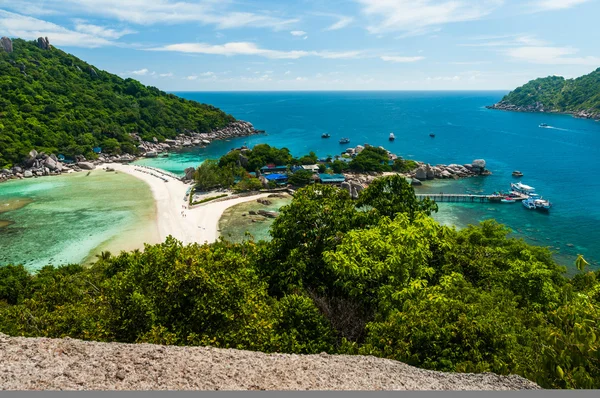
[0,170,158,271]
[140,91,600,270]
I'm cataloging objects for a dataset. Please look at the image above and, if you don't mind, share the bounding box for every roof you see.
[319,173,346,183]
[265,173,288,181]
[302,164,319,171]
[261,165,288,171]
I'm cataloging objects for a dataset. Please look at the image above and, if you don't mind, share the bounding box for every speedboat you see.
[389,132,395,141]
[501,197,516,203]
[539,123,549,128]
[511,182,536,195]
[339,137,350,144]
[429,133,435,138]
[321,133,331,138]
[522,198,537,209]
[512,170,523,177]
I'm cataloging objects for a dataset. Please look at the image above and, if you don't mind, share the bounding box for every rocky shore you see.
[133,120,262,157]
[486,101,600,120]
[0,121,261,184]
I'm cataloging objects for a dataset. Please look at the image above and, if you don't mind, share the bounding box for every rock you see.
[23,170,33,178]
[411,178,422,186]
[249,210,257,215]
[414,166,427,180]
[12,166,22,174]
[257,210,278,218]
[89,67,98,78]
[472,159,486,169]
[257,199,272,205]
[425,164,434,180]
[36,37,51,50]
[202,140,211,145]
[0,37,13,53]
[77,162,95,170]
[44,157,58,171]
[183,167,195,181]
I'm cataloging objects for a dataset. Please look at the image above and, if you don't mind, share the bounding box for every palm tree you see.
[96,251,112,261]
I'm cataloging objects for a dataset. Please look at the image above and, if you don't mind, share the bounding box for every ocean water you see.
[0,170,158,271]
[140,91,600,269]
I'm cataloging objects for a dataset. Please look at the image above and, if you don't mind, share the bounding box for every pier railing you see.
[415,193,527,203]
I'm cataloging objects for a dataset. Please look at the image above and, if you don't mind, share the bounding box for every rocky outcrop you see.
[487,100,600,121]
[0,334,540,390]
[183,167,196,182]
[132,121,262,155]
[0,36,13,53]
[257,209,278,218]
[36,37,51,50]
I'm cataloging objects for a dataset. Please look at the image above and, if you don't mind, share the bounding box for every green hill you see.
[0,38,235,168]
[488,67,600,119]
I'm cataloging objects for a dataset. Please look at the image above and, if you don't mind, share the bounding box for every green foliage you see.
[392,158,418,173]
[330,160,349,174]
[288,169,314,186]
[190,194,228,206]
[349,146,391,173]
[1,174,600,389]
[499,68,600,114]
[244,144,293,172]
[194,160,239,191]
[0,39,235,167]
[297,151,318,165]
[233,177,264,192]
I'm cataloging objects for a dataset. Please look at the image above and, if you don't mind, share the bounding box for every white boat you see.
[511,182,535,195]
[389,132,395,141]
[522,198,537,209]
[534,198,551,211]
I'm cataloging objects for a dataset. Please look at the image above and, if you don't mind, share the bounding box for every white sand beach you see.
[104,163,270,245]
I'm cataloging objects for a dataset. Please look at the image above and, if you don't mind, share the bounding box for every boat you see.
[339,137,350,144]
[539,123,549,128]
[321,133,331,138]
[389,132,395,141]
[501,197,516,203]
[511,182,536,195]
[522,198,537,209]
[534,197,552,211]
[512,170,523,177]
[429,133,435,138]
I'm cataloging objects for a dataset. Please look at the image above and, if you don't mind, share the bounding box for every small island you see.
[487,67,600,120]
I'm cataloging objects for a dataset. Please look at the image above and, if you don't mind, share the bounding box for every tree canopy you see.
[0,38,235,167]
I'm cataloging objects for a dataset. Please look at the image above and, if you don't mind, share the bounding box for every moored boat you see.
[429,133,435,138]
[321,133,331,138]
[501,197,516,203]
[389,132,395,141]
[522,198,537,209]
[534,197,551,211]
[511,182,536,195]
[512,170,523,177]
[339,137,350,144]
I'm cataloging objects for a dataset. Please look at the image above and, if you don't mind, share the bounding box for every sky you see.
[0,0,599,91]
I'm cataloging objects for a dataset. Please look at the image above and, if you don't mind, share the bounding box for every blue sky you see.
[0,0,599,91]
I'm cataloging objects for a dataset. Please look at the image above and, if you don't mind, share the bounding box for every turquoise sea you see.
[139,91,600,270]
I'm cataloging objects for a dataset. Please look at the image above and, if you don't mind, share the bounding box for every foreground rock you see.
[0,334,539,390]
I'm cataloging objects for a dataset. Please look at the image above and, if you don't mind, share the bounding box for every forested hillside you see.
[0,38,235,167]
[1,176,599,389]
[488,68,600,119]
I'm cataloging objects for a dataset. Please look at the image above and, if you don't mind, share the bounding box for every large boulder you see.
[411,178,422,186]
[415,166,427,180]
[77,162,95,170]
[0,37,12,53]
[425,164,435,180]
[23,170,33,178]
[36,37,51,50]
[44,157,58,171]
[183,167,195,181]
[472,159,486,169]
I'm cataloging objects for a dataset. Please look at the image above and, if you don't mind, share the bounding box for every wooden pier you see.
[416,193,529,203]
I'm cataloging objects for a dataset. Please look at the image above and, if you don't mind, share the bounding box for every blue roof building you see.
[265,173,288,185]
[261,165,288,174]
[319,174,346,184]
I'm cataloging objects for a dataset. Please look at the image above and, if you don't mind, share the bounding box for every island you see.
[487,67,600,120]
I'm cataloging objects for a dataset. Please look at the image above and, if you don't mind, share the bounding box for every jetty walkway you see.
[416,193,529,203]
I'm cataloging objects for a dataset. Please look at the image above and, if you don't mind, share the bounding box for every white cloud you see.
[200,71,215,76]
[1,0,299,30]
[151,41,365,60]
[73,20,136,39]
[325,15,353,31]
[131,68,149,75]
[427,75,460,81]
[159,72,173,77]
[0,9,114,47]
[506,46,600,65]
[460,34,547,47]
[290,30,307,36]
[296,77,307,81]
[356,0,503,35]
[380,55,425,63]
[186,75,198,80]
[284,70,291,75]
[529,0,592,11]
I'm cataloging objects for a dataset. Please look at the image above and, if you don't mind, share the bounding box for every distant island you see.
[487,67,600,120]
[0,37,258,169]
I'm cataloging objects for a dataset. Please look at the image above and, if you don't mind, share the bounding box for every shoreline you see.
[486,103,600,121]
[103,163,271,246]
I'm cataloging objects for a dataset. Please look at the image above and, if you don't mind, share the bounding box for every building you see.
[301,164,320,173]
[92,147,102,154]
[265,173,288,185]
[260,165,288,174]
[319,173,346,184]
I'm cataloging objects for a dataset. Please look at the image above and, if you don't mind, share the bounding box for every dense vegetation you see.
[1,175,598,389]
[497,67,600,115]
[0,38,235,167]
